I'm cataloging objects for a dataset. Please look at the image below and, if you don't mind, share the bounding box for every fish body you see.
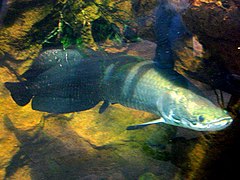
[101,59,185,116]
[5,49,232,131]
[6,49,105,113]
[101,57,232,131]
[4,0,233,131]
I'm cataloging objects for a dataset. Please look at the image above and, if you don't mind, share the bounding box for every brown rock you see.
[182,0,240,74]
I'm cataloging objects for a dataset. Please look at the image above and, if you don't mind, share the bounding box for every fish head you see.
[157,90,233,131]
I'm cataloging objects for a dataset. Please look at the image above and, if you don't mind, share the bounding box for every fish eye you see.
[198,115,205,122]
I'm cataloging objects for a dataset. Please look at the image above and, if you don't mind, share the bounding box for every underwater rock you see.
[182,0,240,75]
[131,0,158,41]
[125,40,157,60]
[0,0,53,61]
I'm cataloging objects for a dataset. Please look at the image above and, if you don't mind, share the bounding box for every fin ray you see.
[126,118,165,130]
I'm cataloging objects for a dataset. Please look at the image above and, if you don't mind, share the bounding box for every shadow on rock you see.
[3,112,183,179]
[2,115,122,179]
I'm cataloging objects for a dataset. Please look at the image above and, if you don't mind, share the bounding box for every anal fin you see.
[32,96,100,114]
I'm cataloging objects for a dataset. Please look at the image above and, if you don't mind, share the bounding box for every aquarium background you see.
[0,0,240,179]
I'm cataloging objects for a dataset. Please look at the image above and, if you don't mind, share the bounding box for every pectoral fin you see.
[126,118,165,130]
[99,101,117,113]
[99,101,110,114]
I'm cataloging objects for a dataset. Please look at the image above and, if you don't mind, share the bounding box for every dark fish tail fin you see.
[5,82,32,106]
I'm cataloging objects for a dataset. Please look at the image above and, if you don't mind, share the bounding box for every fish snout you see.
[190,116,233,131]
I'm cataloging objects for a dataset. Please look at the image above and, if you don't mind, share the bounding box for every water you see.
[0,0,240,179]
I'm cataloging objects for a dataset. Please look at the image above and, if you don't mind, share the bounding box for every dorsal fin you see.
[153,0,191,69]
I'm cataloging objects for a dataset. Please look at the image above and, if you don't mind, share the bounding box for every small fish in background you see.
[5,0,233,132]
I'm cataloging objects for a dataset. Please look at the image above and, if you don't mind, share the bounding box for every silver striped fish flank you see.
[101,59,232,131]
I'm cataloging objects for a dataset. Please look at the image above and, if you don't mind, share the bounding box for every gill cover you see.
[157,91,233,131]
[157,92,185,126]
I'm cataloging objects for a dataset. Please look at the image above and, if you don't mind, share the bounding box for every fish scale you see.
[101,61,183,116]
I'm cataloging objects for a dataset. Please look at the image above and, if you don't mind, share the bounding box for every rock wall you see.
[183,0,240,75]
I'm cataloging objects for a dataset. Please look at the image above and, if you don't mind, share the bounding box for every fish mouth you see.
[187,117,233,131]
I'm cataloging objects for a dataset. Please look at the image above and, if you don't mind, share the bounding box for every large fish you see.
[5,0,233,131]
[5,48,232,131]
